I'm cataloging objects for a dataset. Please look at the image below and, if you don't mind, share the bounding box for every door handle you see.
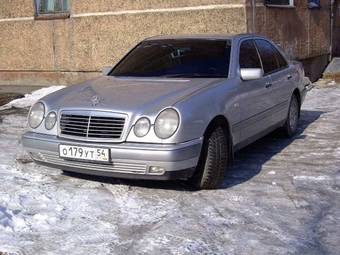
[287,74,292,80]
[265,82,272,88]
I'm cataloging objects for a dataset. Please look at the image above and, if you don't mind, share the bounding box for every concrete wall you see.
[0,0,247,86]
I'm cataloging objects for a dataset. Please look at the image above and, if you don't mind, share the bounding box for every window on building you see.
[239,40,262,69]
[265,0,294,8]
[35,0,69,18]
[308,0,321,9]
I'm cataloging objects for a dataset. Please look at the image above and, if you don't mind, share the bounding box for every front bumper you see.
[22,132,202,180]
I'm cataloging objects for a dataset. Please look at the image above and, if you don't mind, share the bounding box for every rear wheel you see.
[190,126,228,189]
[283,94,300,137]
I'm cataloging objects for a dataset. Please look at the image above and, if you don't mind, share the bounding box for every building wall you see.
[245,0,331,81]
[333,0,340,57]
[0,0,333,86]
[0,0,247,86]
[246,0,331,60]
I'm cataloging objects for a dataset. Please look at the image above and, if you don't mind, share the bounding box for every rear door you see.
[255,39,293,125]
[237,39,273,143]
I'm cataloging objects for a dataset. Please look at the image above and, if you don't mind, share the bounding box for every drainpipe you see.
[252,0,256,33]
[330,0,335,61]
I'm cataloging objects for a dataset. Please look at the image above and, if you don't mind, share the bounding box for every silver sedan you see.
[22,34,311,189]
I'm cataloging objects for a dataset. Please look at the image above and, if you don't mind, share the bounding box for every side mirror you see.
[102,66,112,76]
[240,68,263,81]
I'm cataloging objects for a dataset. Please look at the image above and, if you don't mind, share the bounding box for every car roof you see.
[144,33,263,41]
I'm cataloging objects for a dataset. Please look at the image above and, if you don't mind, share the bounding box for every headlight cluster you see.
[154,109,179,139]
[29,102,57,130]
[45,111,57,130]
[134,117,150,137]
[133,108,179,139]
[28,102,45,128]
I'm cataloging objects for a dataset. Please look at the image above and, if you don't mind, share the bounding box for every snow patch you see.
[293,175,331,182]
[327,80,337,86]
[0,85,65,110]
[0,85,340,254]
[293,175,334,186]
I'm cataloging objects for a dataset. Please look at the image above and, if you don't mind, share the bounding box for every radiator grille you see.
[60,112,126,140]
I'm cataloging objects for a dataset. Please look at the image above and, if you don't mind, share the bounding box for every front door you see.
[237,39,273,143]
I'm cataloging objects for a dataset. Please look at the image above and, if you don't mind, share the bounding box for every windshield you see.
[110,39,231,78]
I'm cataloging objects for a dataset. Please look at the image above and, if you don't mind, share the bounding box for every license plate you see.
[59,145,110,162]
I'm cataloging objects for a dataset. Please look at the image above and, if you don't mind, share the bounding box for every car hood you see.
[42,76,224,116]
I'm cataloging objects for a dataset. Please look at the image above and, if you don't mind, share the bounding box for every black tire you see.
[283,94,300,137]
[190,126,228,190]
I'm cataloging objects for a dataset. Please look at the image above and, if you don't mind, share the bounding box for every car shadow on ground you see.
[63,110,324,191]
[222,109,324,189]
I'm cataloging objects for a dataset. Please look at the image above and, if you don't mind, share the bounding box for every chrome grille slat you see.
[87,130,122,133]
[60,120,88,126]
[89,124,125,127]
[88,126,124,130]
[90,120,125,124]
[61,117,89,120]
[87,134,121,136]
[59,111,126,141]
[37,153,146,174]
[61,126,88,131]
[63,130,86,135]
[62,132,87,136]
[91,116,124,120]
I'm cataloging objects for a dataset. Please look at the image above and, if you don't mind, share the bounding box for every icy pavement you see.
[0,86,339,255]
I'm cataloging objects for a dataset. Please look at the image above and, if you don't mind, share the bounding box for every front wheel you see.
[283,94,300,137]
[189,126,228,190]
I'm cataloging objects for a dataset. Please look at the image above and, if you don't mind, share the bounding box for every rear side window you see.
[274,47,288,69]
[255,39,279,74]
[239,40,262,69]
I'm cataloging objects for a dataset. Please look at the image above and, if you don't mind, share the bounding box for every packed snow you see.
[0,85,339,254]
[0,86,65,110]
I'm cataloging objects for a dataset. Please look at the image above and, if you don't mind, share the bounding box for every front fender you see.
[172,79,240,144]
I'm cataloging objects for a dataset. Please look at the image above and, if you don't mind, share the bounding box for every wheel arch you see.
[203,115,234,163]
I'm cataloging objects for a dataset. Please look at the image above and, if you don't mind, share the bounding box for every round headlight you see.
[134,117,151,137]
[45,111,57,130]
[28,102,45,129]
[154,108,179,139]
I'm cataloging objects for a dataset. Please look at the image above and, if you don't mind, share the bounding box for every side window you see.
[255,39,279,74]
[273,48,288,69]
[239,40,262,69]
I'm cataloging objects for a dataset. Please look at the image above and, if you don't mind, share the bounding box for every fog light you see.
[149,166,165,174]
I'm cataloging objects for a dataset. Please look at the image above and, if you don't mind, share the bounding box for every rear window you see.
[110,39,231,78]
